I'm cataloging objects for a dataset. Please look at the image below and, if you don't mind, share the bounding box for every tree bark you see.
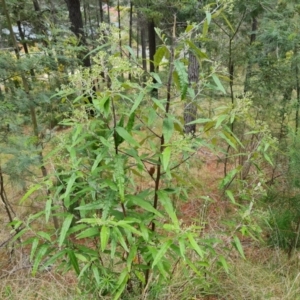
[128,1,133,80]
[64,0,91,68]
[117,0,122,56]
[141,25,147,72]
[64,0,95,116]
[244,17,257,93]
[184,52,199,134]
[99,0,104,23]
[148,18,156,73]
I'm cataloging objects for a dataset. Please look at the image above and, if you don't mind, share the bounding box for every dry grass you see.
[0,266,82,300]
[210,247,300,300]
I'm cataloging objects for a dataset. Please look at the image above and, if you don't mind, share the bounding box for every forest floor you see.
[1,131,300,300]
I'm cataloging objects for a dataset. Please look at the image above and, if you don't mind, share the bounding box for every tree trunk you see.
[184,52,199,134]
[148,18,157,94]
[64,0,95,116]
[128,1,133,80]
[244,17,257,93]
[107,0,111,25]
[141,25,147,72]
[64,0,91,68]
[83,0,87,29]
[148,19,156,73]
[117,0,122,56]
[87,3,94,40]
[32,0,40,12]
[17,21,35,79]
[99,0,104,23]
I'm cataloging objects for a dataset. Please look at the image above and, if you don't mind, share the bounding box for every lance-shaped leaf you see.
[157,190,179,227]
[152,240,173,268]
[212,73,226,94]
[163,117,174,143]
[174,60,188,100]
[115,127,139,147]
[100,225,110,252]
[162,146,171,171]
[127,195,163,217]
[233,236,245,259]
[59,214,73,246]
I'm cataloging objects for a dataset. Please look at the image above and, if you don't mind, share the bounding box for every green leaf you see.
[32,244,49,276]
[30,238,39,262]
[226,190,236,204]
[212,73,226,94]
[264,152,273,166]
[187,41,208,59]
[127,245,137,271]
[179,238,186,260]
[162,146,171,171]
[116,221,142,236]
[174,60,188,100]
[152,240,172,268]
[187,233,204,258]
[99,96,110,116]
[203,19,209,36]
[63,173,77,208]
[20,184,41,204]
[68,249,80,275]
[140,223,149,241]
[233,236,245,259]
[206,11,212,25]
[77,227,99,239]
[187,118,211,125]
[67,224,87,235]
[111,238,117,259]
[134,270,146,284]
[58,214,74,247]
[157,190,179,227]
[125,45,137,62]
[185,24,194,32]
[156,261,169,279]
[45,199,52,223]
[76,201,103,211]
[100,225,110,252]
[163,117,174,143]
[11,228,26,243]
[221,13,234,33]
[92,264,100,284]
[219,132,237,150]
[152,97,166,112]
[113,227,129,252]
[115,127,139,147]
[214,114,228,128]
[221,167,240,188]
[126,112,136,133]
[154,46,167,68]
[129,91,144,115]
[185,257,202,276]
[91,152,103,172]
[114,155,125,203]
[150,72,162,84]
[218,255,229,273]
[113,269,129,300]
[43,249,67,267]
[75,253,88,262]
[147,107,157,126]
[37,231,51,242]
[127,195,163,217]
